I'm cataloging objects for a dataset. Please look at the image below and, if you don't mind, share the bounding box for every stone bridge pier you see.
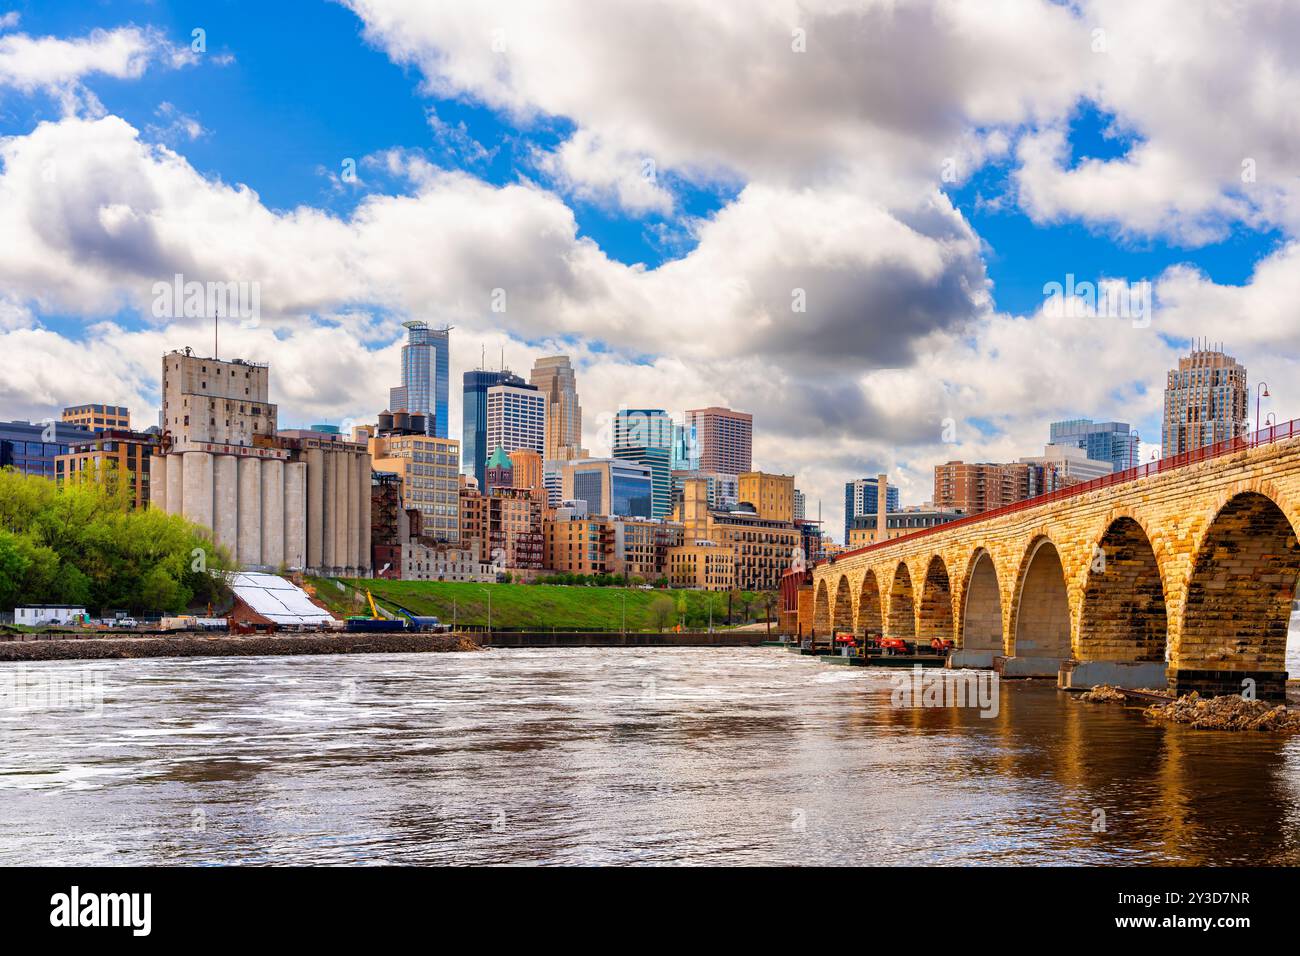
[810,437,1300,701]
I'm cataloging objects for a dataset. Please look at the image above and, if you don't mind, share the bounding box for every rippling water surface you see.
[3,647,1300,865]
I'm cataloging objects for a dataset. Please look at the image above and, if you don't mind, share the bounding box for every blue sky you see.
[0,0,738,290]
[7,1,1275,324]
[0,2,1279,329]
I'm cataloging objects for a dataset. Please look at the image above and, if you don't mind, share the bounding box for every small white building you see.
[15,606,87,626]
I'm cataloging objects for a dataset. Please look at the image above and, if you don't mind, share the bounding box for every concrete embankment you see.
[0,631,481,662]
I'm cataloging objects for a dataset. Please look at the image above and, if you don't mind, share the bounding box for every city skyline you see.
[2,2,1299,545]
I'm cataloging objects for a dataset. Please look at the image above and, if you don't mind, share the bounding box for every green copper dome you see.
[486,446,513,470]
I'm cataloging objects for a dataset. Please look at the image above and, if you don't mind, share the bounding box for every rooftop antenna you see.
[214,313,219,360]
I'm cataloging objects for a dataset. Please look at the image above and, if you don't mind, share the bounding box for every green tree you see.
[0,465,231,615]
[648,595,676,633]
[0,529,31,610]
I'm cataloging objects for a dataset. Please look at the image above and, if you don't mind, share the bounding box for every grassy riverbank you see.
[310,578,772,631]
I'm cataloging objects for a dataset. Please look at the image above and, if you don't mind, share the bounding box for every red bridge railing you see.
[818,417,1300,568]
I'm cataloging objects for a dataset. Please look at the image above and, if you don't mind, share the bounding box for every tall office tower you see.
[843,476,899,544]
[462,368,526,491]
[390,321,450,437]
[612,408,673,519]
[1048,419,1136,472]
[1161,345,1248,455]
[485,380,545,464]
[793,488,806,523]
[684,406,752,475]
[671,420,699,471]
[530,355,585,461]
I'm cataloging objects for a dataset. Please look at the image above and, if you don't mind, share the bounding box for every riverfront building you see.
[151,350,370,576]
[368,416,461,544]
[542,502,682,579]
[669,477,800,591]
[458,484,544,576]
[1162,346,1249,455]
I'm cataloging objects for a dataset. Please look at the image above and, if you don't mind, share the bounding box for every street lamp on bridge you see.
[1256,382,1271,445]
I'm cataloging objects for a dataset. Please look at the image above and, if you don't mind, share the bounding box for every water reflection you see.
[1,648,1299,865]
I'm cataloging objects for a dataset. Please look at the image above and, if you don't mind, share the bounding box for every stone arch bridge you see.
[810,429,1300,700]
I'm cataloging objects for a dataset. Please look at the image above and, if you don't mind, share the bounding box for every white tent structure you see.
[226,572,335,628]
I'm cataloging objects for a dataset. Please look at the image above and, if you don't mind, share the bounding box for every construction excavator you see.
[344,589,446,633]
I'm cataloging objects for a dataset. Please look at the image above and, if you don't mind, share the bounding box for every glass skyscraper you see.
[390,321,450,438]
[462,368,525,491]
[670,420,699,471]
[612,408,673,519]
[1048,419,1137,472]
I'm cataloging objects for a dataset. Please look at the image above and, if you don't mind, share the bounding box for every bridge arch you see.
[887,562,916,639]
[1175,491,1300,691]
[960,548,1003,652]
[1078,516,1168,662]
[1012,536,1073,660]
[831,575,854,634]
[917,555,954,646]
[856,570,883,640]
[813,579,831,635]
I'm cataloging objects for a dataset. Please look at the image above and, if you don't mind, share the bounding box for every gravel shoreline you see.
[0,631,482,661]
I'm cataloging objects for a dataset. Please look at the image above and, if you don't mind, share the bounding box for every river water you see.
[2,646,1300,866]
